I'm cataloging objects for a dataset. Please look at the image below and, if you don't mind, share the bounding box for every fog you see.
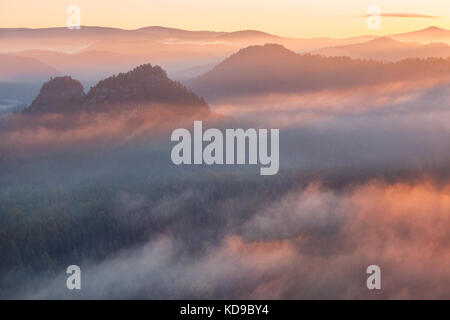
[17,179,450,299]
[2,76,450,299]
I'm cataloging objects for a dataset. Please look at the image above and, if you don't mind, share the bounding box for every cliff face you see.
[25,76,86,113]
[24,64,209,114]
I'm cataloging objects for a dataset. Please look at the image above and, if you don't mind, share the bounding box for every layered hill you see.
[187,43,450,100]
[391,26,450,44]
[9,25,450,83]
[16,50,142,81]
[313,37,450,62]
[0,53,60,81]
[0,25,372,81]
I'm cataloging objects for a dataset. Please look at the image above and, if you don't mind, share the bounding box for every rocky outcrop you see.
[84,64,209,112]
[25,76,85,113]
[24,64,209,114]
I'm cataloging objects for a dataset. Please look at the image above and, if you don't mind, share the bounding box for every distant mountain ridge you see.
[216,30,280,41]
[134,26,226,39]
[3,25,450,43]
[391,26,450,43]
[313,37,450,62]
[5,25,450,84]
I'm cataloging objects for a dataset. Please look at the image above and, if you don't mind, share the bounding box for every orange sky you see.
[1,0,450,38]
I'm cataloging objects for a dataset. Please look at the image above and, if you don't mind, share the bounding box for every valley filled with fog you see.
[2,26,450,299]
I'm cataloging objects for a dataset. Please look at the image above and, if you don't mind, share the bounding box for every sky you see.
[1,0,450,38]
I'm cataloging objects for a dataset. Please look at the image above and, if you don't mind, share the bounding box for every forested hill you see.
[24,64,209,114]
[187,43,450,99]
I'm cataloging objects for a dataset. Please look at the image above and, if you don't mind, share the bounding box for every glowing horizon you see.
[2,0,450,38]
